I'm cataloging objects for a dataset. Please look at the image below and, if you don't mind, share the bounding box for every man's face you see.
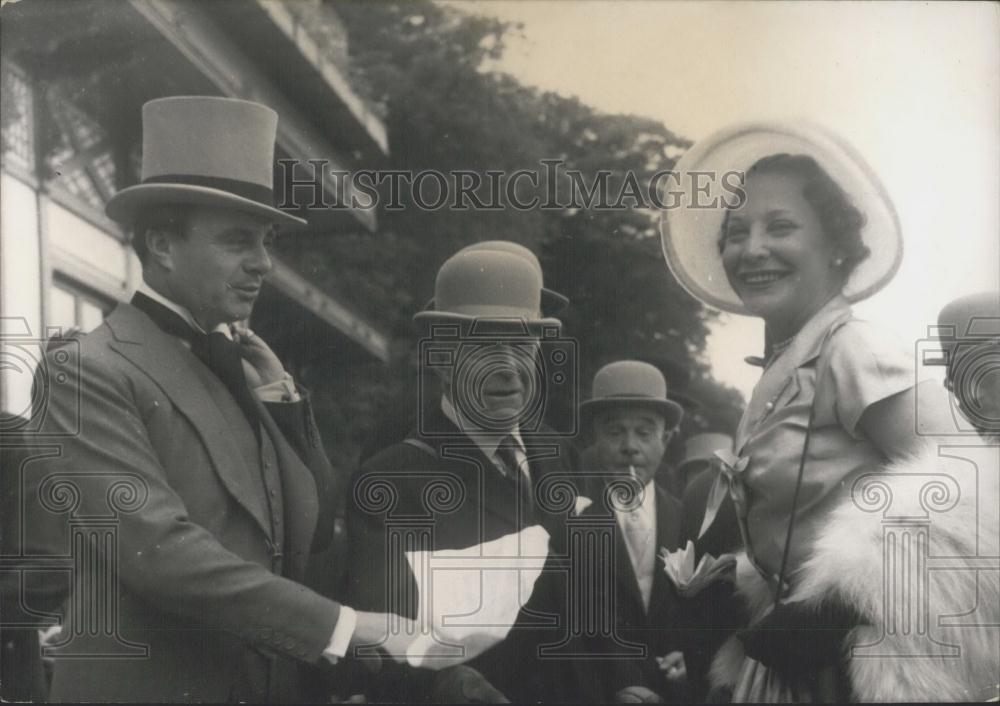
[441,337,541,432]
[160,206,275,329]
[592,408,669,486]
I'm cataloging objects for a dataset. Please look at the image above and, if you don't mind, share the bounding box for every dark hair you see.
[130,204,192,265]
[718,153,870,275]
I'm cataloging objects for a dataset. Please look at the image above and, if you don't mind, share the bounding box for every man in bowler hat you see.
[346,244,585,702]
[564,361,689,702]
[17,96,411,702]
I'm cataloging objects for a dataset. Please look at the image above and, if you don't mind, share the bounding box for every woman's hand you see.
[737,599,862,672]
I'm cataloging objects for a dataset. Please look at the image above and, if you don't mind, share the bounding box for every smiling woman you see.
[660,121,997,702]
[718,154,868,344]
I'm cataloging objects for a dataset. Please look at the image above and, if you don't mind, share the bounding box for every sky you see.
[452,0,1000,400]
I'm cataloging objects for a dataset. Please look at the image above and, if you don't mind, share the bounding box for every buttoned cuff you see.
[254,373,300,403]
[322,605,357,663]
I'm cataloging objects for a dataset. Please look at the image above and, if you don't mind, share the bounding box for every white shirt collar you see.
[136,281,231,338]
[440,395,525,460]
[615,478,656,520]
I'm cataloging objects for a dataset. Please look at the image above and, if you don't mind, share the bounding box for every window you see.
[49,277,113,335]
[1,62,35,176]
[42,95,116,210]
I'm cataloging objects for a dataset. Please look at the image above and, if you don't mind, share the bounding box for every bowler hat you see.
[460,241,569,315]
[660,121,901,315]
[105,96,306,228]
[422,241,569,317]
[927,291,1000,372]
[414,249,562,330]
[581,360,684,429]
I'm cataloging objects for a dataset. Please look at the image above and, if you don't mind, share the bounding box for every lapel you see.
[420,405,530,531]
[736,296,854,454]
[593,475,645,620]
[648,485,682,626]
[105,303,273,540]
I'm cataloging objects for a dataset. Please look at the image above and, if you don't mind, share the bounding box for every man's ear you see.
[145,228,175,271]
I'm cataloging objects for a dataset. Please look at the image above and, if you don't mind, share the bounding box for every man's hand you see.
[350,611,419,664]
[232,324,286,387]
[656,651,686,683]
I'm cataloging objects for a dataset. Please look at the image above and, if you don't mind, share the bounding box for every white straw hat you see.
[660,121,902,315]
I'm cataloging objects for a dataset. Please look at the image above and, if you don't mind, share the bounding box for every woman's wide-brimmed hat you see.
[413,248,563,330]
[580,360,684,429]
[105,96,306,228]
[660,121,902,315]
[423,241,569,317]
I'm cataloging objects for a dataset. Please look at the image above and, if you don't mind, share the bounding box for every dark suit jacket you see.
[677,467,745,701]
[17,303,340,702]
[346,404,584,702]
[564,479,686,702]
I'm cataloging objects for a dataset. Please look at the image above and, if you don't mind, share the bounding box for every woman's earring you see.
[833,257,845,267]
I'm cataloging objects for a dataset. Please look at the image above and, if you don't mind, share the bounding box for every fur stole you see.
[710,441,1000,701]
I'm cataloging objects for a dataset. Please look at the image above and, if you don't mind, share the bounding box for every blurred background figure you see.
[676,433,732,492]
[931,291,1000,439]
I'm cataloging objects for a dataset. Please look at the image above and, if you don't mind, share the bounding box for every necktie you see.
[495,435,534,517]
[192,332,261,434]
[622,503,654,610]
[131,293,259,433]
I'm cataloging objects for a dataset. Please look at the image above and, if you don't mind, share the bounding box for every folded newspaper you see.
[659,540,736,597]
[404,524,551,669]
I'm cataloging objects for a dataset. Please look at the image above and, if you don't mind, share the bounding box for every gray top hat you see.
[105,96,306,228]
[580,360,684,429]
[414,248,563,330]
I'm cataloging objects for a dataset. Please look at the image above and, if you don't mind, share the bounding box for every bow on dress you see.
[698,449,749,541]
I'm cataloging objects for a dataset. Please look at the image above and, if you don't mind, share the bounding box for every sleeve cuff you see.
[323,605,357,662]
[254,373,301,403]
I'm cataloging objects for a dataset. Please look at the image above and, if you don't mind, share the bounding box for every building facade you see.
[1,0,389,422]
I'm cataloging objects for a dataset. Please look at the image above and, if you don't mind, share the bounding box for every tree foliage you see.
[282,0,745,468]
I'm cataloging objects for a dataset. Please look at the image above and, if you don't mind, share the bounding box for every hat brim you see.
[660,121,902,315]
[105,183,307,228]
[413,310,563,333]
[422,288,569,318]
[581,396,684,429]
[542,288,570,316]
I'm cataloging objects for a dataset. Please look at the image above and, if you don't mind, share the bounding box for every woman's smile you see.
[721,172,844,339]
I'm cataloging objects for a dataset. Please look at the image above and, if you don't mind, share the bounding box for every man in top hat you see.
[931,291,1000,439]
[16,96,411,702]
[568,360,688,702]
[346,244,584,702]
